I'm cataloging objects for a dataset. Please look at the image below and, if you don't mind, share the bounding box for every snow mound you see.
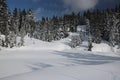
[16,36,71,51]
[1,31,120,55]
[92,42,112,53]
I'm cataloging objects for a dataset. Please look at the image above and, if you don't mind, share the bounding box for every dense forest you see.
[0,0,120,49]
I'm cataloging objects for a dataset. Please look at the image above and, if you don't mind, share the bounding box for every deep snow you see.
[0,28,120,80]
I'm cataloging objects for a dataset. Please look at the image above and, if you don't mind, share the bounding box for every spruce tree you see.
[86,19,92,51]
[0,0,8,35]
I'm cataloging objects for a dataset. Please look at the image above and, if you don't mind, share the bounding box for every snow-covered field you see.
[0,35,120,80]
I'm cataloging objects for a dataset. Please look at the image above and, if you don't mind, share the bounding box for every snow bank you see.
[1,30,120,55]
[16,36,71,51]
[92,42,112,53]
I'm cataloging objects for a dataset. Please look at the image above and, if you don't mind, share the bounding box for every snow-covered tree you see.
[0,34,2,50]
[26,9,35,37]
[19,27,26,46]
[12,8,19,35]
[109,14,120,47]
[17,10,27,46]
[0,32,2,49]
[8,31,16,48]
[0,0,8,34]
[86,19,93,51]
[4,11,12,47]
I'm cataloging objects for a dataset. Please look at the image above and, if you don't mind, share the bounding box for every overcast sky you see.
[7,0,120,19]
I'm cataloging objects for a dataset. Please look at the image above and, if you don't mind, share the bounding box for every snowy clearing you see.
[1,1,120,80]
[0,35,120,80]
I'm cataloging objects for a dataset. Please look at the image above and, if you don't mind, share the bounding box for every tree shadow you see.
[55,51,120,65]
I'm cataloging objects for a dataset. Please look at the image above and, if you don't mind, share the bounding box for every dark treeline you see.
[0,0,120,49]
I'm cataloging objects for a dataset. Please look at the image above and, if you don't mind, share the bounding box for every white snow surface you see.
[0,34,120,80]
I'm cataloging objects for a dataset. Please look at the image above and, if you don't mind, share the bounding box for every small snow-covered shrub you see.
[70,35,82,48]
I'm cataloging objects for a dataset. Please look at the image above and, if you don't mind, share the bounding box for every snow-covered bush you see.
[70,35,82,48]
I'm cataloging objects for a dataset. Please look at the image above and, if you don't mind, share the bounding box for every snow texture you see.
[0,25,120,80]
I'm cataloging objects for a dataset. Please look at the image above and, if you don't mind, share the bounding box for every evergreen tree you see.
[0,32,2,48]
[109,14,120,47]
[0,0,8,35]
[86,19,92,51]
[26,9,35,37]
[12,8,19,35]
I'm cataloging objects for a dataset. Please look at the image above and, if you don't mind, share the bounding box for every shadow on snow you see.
[55,51,120,65]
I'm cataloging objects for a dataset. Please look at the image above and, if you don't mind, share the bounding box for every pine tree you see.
[109,14,119,47]
[8,31,16,48]
[0,0,10,48]
[26,9,35,37]
[86,19,93,51]
[0,0,11,47]
[12,8,19,35]
[0,32,2,48]
[0,0,8,35]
